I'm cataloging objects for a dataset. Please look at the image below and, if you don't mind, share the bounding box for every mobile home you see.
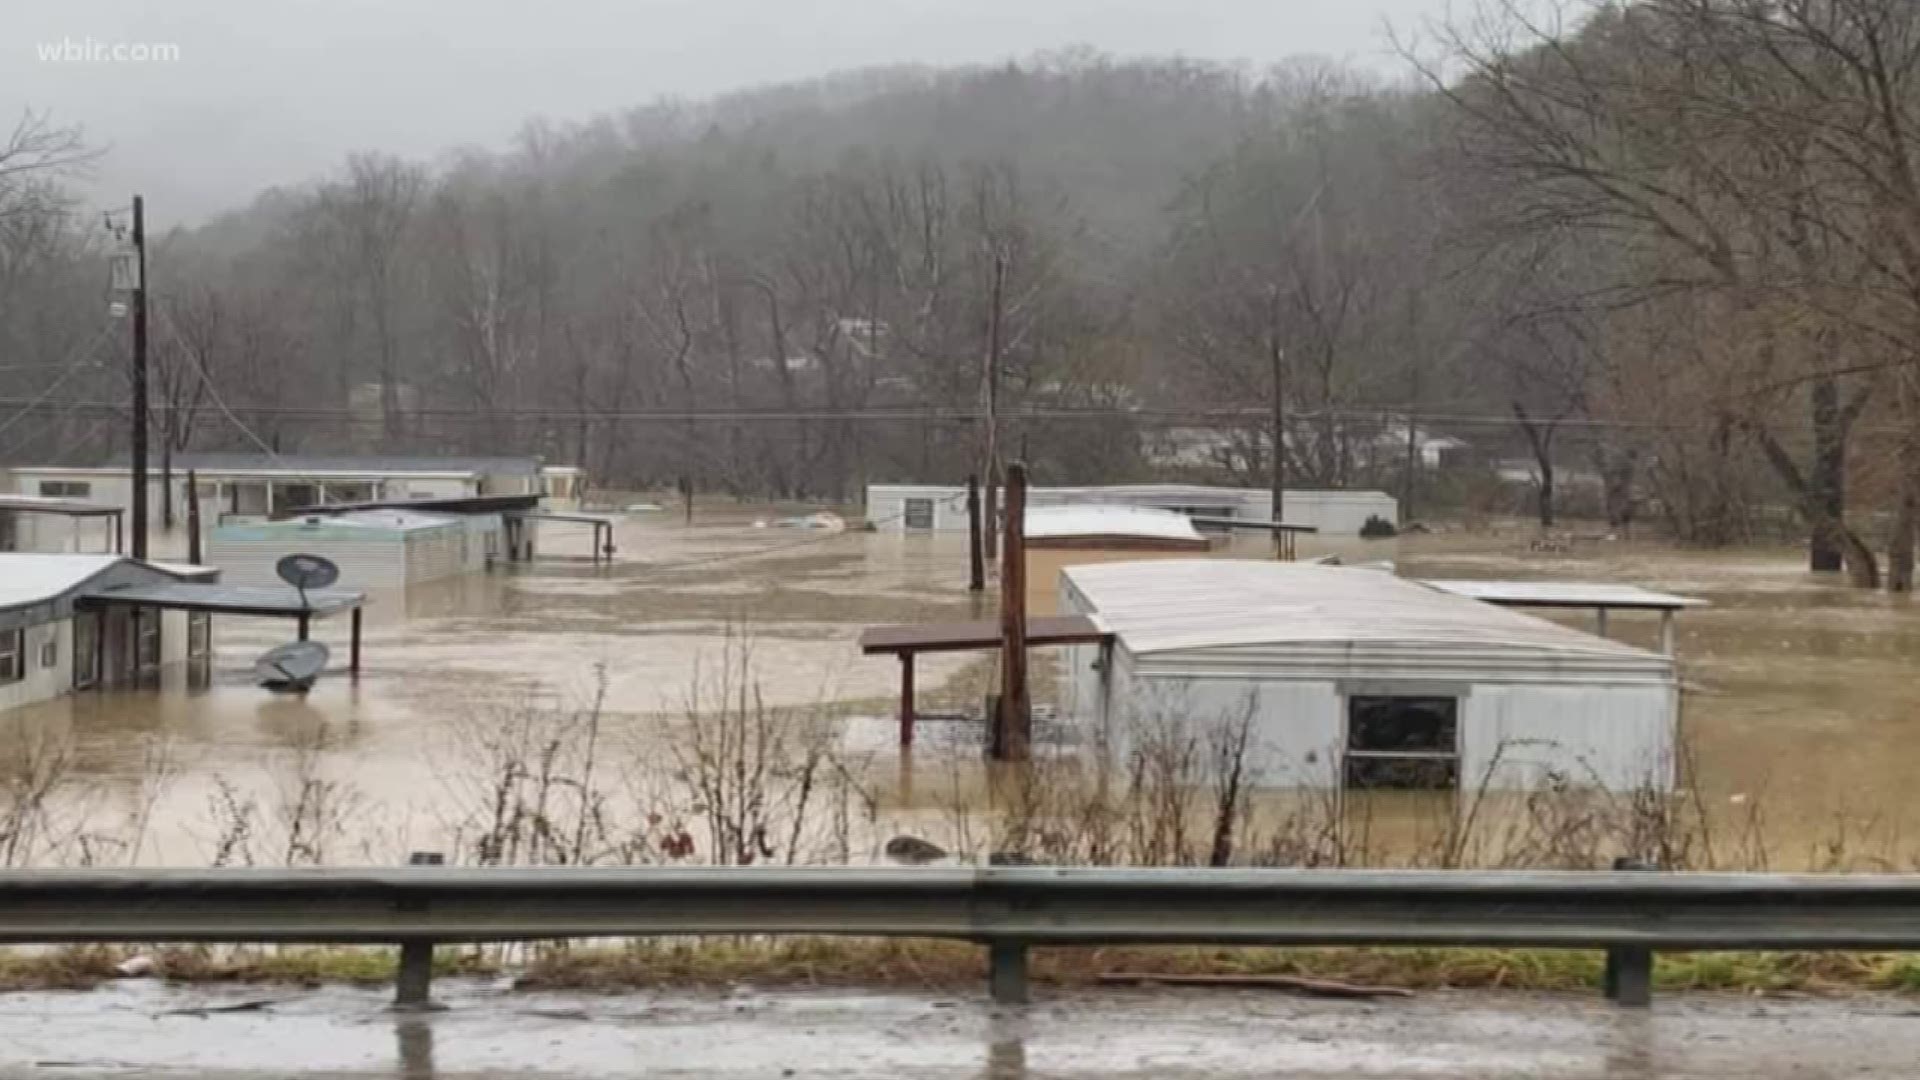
[208,510,493,589]
[866,483,1398,537]
[1058,560,1678,794]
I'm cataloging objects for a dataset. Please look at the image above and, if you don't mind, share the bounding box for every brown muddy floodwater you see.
[6,508,1918,869]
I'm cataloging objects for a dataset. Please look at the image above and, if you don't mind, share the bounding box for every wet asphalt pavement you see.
[1,980,1916,1078]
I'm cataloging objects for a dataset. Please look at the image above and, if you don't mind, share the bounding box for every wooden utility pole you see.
[980,251,1006,562]
[967,473,985,592]
[130,194,150,560]
[186,468,202,565]
[996,461,1030,762]
[1268,329,1286,560]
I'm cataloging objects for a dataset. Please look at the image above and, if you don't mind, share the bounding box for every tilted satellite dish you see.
[276,553,340,591]
[255,640,330,693]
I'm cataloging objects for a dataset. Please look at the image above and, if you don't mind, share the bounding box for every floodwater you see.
[5,980,1918,1078]
[6,509,1920,868]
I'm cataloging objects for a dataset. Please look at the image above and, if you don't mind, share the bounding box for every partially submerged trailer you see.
[1058,560,1682,794]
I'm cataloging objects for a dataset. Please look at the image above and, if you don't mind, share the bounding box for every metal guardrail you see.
[6,861,1919,1009]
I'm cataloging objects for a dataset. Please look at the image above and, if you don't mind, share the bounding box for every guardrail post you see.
[988,941,1029,1006]
[393,851,444,1011]
[1604,857,1656,1009]
[986,851,1030,1005]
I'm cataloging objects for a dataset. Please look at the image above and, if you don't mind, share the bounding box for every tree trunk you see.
[1750,422,1879,587]
[1809,376,1847,572]
[1890,486,1916,593]
[1512,402,1555,530]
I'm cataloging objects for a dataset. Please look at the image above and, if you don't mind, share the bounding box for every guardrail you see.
[5,858,1919,1010]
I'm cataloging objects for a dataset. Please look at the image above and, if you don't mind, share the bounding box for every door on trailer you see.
[71,611,100,690]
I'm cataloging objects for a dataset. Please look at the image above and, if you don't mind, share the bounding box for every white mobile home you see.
[0,555,212,714]
[1058,560,1678,794]
[866,484,1398,537]
[208,510,492,590]
[4,453,563,526]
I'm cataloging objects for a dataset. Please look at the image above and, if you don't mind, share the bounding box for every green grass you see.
[3,941,1917,996]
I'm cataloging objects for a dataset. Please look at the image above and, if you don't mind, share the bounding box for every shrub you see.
[1359,514,1398,539]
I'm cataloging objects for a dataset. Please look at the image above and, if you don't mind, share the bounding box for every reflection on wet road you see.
[2,981,1914,1078]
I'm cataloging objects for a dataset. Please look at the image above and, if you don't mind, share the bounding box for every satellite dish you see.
[255,640,330,693]
[276,553,340,591]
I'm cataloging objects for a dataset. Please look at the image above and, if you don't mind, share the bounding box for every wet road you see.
[2,982,1915,1078]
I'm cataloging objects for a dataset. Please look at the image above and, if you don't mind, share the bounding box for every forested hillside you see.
[7,2,1920,589]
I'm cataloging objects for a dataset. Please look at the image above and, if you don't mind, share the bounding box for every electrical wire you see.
[0,320,116,442]
[153,306,286,465]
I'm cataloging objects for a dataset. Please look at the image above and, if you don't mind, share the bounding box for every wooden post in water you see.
[996,462,1030,762]
[186,469,203,566]
[393,851,444,1010]
[967,474,985,592]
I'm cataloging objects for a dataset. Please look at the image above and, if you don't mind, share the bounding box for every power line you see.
[0,320,117,442]
[153,305,285,465]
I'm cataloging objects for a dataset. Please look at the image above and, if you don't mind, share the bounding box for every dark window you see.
[1345,696,1460,791]
[903,498,935,530]
[38,480,91,498]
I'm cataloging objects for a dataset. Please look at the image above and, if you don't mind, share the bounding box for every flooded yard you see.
[5,507,1918,870]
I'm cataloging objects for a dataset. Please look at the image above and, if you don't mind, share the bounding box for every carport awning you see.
[77,582,365,618]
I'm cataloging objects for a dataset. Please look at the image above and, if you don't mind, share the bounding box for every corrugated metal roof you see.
[217,510,461,539]
[0,495,123,516]
[0,554,123,610]
[79,581,364,617]
[1026,505,1203,543]
[1063,560,1663,660]
[91,452,541,476]
[1421,580,1707,610]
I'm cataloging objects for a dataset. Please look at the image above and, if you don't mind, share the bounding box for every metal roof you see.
[1420,580,1707,611]
[78,581,365,618]
[1025,505,1205,545]
[1062,560,1663,661]
[0,495,124,517]
[85,452,542,476]
[0,554,125,611]
[287,494,542,516]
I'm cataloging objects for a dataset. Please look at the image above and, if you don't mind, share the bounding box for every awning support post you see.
[350,608,363,676]
[899,652,916,748]
[297,614,310,642]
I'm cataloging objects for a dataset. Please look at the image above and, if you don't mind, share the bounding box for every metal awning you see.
[861,615,1112,750]
[78,582,365,618]
[78,580,371,675]
[284,494,542,517]
[1420,579,1704,657]
[0,496,124,517]
[860,615,1110,656]
[1420,580,1706,611]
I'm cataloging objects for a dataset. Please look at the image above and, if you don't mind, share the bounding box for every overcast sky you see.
[6,0,1454,227]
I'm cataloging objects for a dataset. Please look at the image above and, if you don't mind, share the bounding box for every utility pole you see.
[186,468,202,565]
[995,461,1030,762]
[980,251,1006,562]
[130,194,150,560]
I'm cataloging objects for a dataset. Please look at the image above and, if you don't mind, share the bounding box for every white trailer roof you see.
[0,554,123,610]
[1026,505,1204,544]
[1062,560,1664,663]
